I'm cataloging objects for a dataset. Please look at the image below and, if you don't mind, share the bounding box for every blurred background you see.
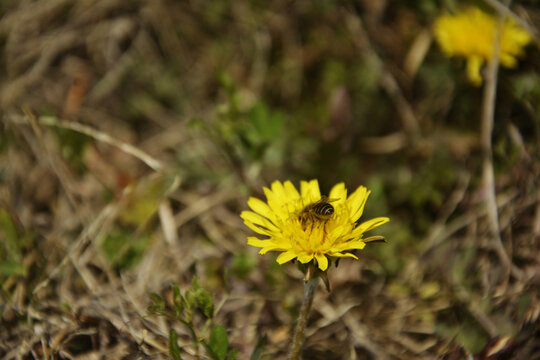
[1,0,539,359]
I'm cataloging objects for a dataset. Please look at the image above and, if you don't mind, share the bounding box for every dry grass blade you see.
[38,115,165,171]
[1,1,539,359]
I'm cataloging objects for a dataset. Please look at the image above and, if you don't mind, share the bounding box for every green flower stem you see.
[288,276,319,360]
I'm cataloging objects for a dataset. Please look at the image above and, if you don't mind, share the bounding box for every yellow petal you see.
[244,220,273,236]
[347,186,369,221]
[329,182,347,204]
[499,53,517,68]
[315,254,328,271]
[363,235,387,243]
[277,251,298,264]
[466,56,484,86]
[328,252,358,259]
[338,240,366,250]
[247,197,274,219]
[353,217,390,236]
[300,179,320,203]
[240,211,280,232]
[263,186,289,220]
[327,224,351,242]
[283,180,300,200]
[270,180,287,202]
[247,236,268,247]
[297,252,314,264]
[248,237,289,254]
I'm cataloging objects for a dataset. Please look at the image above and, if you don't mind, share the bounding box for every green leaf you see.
[457,317,488,354]
[247,102,284,143]
[209,325,229,360]
[101,228,150,270]
[0,209,23,261]
[183,281,197,323]
[51,127,91,175]
[202,340,219,360]
[149,292,164,305]
[189,278,214,318]
[146,305,164,315]
[231,252,255,279]
[0,260,25,276]
[173,285,182,300]
[194,287,214,319]
[119,173,180,225]
[250,335,267,360]
[169,329,183,360]
[173,285,185,319]
[147,293,165,315]
[227,348,239,360]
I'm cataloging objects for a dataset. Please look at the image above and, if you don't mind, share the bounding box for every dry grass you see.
[1,1,539,359]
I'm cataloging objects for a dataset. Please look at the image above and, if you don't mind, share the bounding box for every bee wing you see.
[304,196,339,207]
[317,195,329,203]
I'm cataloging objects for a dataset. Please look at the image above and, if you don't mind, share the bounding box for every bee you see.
[299,196,337,225]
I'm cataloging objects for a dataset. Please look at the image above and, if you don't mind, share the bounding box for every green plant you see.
[147,278,238,360]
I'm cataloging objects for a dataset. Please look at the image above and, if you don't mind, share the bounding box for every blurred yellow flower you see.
[241,180,389,271]
[434,7,531,85]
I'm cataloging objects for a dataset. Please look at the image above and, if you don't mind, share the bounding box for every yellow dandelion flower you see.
[434,7,531,86]
[241,179,389,271]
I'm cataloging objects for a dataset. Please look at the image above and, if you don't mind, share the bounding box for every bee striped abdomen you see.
[299,196,336,226]
[313,202,334,215]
